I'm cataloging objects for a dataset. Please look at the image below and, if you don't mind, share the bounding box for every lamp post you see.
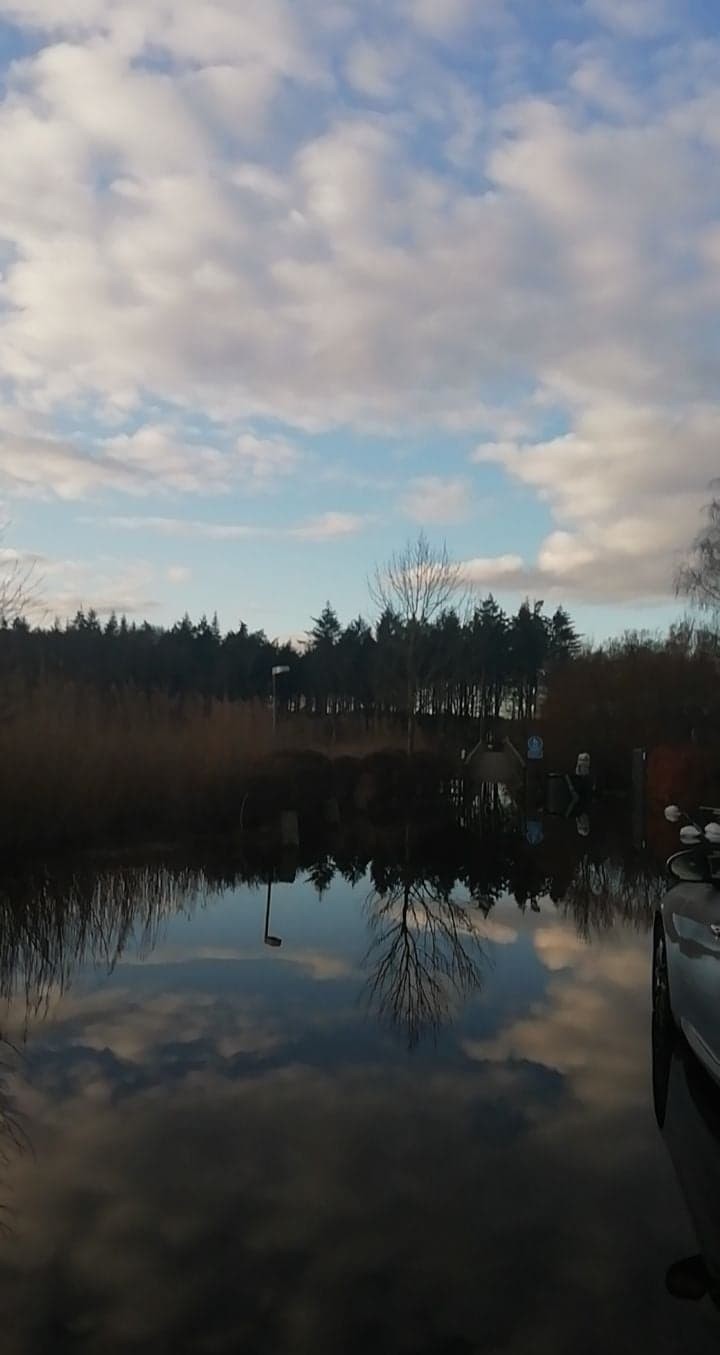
[271,664,290,736]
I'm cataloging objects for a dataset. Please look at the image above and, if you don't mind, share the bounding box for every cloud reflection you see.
[466,921,652,1116]
[0,840,713,1351]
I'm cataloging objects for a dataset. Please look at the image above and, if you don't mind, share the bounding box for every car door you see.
[658,1034,720,1292]
[665,879,720,1082]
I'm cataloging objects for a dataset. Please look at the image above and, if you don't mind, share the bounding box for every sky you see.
[0,0,718,642]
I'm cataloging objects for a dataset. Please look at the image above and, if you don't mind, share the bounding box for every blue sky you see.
[0,0,718,642]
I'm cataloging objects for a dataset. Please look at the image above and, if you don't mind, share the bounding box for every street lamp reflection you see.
[264,877,282,948]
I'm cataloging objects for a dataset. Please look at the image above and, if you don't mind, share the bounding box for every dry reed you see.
[0,682,429,854]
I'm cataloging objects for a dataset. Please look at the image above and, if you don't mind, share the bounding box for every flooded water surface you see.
[0,818,718,1353]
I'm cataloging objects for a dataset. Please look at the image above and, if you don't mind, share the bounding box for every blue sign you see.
[527,735,544,761]
[526,819,544,846]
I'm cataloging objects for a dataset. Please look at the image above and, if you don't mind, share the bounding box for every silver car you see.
[653,998,720,1307]
[653,847,720,1086]
[653,842,720,1307]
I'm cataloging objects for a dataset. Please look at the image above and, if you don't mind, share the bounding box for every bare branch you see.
[369,533,467,752]
[370,531,466,626]
[0,528,43,626]
[676,494,720,613]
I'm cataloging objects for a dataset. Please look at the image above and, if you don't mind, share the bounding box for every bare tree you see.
[0,537,41,627]
[676,495,720,613]
[0,536,42,723]
[370,531,466,753]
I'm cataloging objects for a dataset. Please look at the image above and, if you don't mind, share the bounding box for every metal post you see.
[271,664,290,737]
[264,873,282,947]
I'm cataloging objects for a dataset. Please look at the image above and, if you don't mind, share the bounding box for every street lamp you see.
[271,664,290,735]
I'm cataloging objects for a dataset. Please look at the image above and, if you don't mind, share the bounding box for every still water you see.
[0,817,717,1352]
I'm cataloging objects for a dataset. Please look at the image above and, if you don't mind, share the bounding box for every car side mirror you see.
[668,849,712,883]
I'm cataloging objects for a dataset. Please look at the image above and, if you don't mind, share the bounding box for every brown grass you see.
[540,646,720,793]
[0,682,439,854]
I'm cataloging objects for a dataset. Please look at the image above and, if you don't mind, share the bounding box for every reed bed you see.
[0,682,433,854]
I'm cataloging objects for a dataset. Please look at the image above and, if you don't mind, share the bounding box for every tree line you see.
[0,595,580,726]
[1,497,718,762]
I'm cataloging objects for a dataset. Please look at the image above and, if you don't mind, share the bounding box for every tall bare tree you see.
[370,532,466,753]
[0,537,42,724]
[676,495,720,612]
[0,540,40,627]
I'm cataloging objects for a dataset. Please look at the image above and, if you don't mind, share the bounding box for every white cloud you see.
[471,441,521,464]
[32,555,160,620]
[0,0,323,80]
[0,2,715,604]
[0,421,301,501]
[569,58,642,120]
[462,553,525,585]
[102,426,235,495]
[0,424,228,500]
[345,40,403,100]
[401,476,472,524]
[584,0,675,38]
[93,511,372,541]
[405,0,506,39]
[99,517,262,540]
[0,430,146,500]
[292,511,373,540]
[0,10,710,440]
[470,402,720,601]
[235,433,301,485]
[166,564,191,585]
[230,163,290,202]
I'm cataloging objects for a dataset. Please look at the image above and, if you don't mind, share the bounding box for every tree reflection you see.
[0,814,669,1032]
[0,1039,28,1235]
[0,864,211,1019]
[557,853,665,939]
[306,855,336,897]
[364,833,487,1048]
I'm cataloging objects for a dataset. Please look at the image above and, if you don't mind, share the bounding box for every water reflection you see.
[560,855,664,939]
[0,864,207,1015]
[0,817,666,1028]
[263,876,283,948]
[0,1041,26,1234]
[0,819,716,1352]
[365,876,486,1049]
